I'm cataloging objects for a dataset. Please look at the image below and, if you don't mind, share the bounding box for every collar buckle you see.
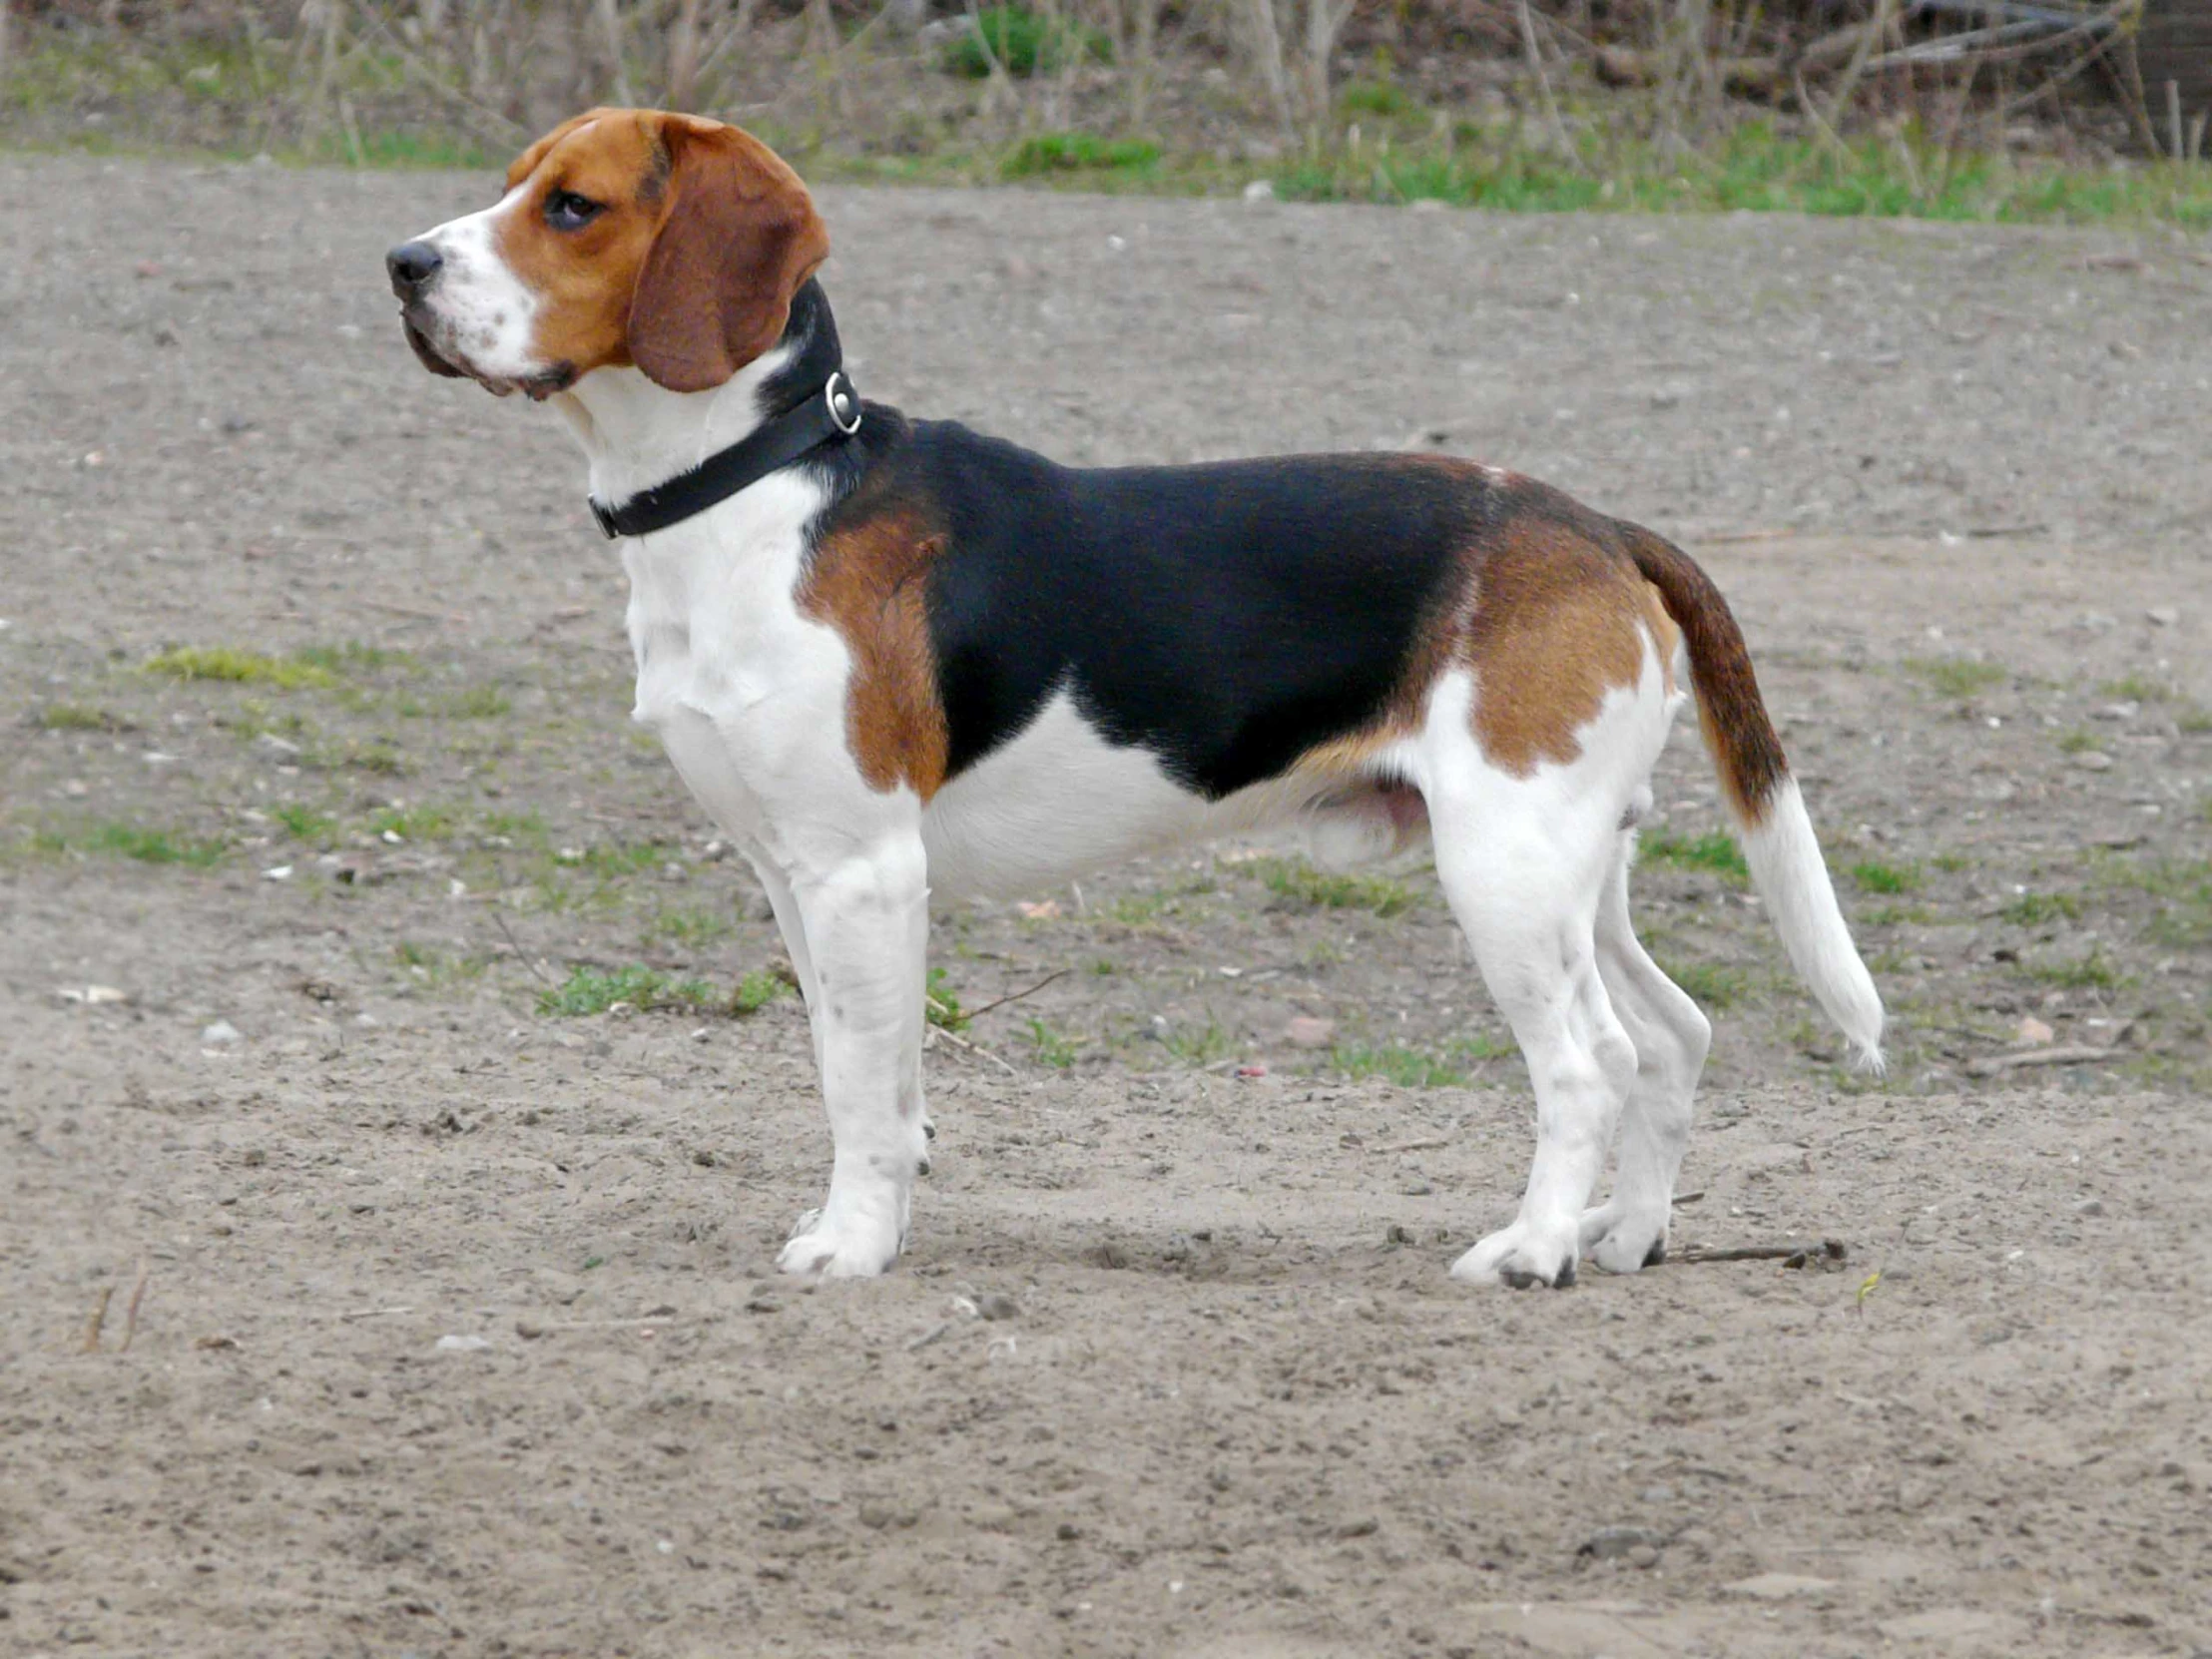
[588,495,620,539]
[825,370,862,436]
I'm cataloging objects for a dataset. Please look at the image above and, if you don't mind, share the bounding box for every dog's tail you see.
[1625,527,1886,1071]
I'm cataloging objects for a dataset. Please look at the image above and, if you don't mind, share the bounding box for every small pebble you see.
[201,1019,243,1046]
[434,1334,491,1353]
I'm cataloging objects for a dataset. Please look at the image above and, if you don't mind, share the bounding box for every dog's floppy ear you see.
[628,116,830,394]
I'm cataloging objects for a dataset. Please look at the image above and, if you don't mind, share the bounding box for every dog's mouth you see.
[400,311,576,402]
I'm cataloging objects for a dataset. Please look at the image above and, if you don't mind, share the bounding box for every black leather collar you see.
[587,369,863,539]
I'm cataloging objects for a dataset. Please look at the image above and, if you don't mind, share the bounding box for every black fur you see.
[809,412,1497,800]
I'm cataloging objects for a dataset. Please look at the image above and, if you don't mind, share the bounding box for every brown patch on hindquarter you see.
[798,507,951,799]
[1460,521,1657,776]
[491,109,829,391]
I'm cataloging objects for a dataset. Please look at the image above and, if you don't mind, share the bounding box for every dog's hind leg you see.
[1577,840,1710,1273]
[1417,675,1639,1291]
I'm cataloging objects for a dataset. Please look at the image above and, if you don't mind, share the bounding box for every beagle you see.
[386,109,1883,1288]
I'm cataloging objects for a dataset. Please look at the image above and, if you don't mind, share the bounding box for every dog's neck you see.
[551,279,844,510]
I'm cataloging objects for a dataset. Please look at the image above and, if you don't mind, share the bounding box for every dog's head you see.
[385,109,829,399]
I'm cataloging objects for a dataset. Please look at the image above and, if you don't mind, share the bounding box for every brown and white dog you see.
[386,109,1883,1288]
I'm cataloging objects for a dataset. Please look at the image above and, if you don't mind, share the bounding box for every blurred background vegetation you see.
[5,0,2211,220]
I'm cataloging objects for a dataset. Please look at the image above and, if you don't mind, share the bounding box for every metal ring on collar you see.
[826,370,862,436]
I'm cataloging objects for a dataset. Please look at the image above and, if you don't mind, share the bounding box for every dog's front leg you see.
[772,830,930,1279]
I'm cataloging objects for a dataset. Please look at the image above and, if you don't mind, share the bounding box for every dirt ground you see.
[3,155,2210,1657]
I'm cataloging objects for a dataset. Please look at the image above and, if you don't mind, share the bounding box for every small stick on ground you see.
[1670,1239,1849,1266]
[81,1286,114,1354]
[924,1022,1020,1077]
[119,1259,150,1353]
[1966,1044,2115,1077]
[961,968,1071,1022]
[336,1305,416,1322]
[1373,1136,1450,1155]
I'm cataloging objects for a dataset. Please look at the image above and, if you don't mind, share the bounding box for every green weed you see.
[1329,1034,1511,1088]
[925,966,968,1032]
[2001,890,2081,925]
[275,804,336,845]
[39,821,226,866]
[2097,675,2171,703]
[1004,132,1159,178]
[144,646,335,691]
[33,702,133,733]
[1904,656,2006,700]
[733,969,792,1016]
[941,7,1109,78]
[1639,829,1750,881]
[2057,728,2102,756]
[1160,1019,1234,1066]
[1025,1016,1080,1069]
[1852,860,1922,895]
[1659,957,1749,1008]
[2024,947,2125,991]
[537,964,724,1017]
[651,905,735,947]
[1249,855,1414,917]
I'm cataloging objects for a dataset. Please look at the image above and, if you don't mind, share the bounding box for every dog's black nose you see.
[385,241,443,298]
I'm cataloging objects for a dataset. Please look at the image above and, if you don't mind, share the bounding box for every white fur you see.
[1740,777,1886,1071]
[404,186,550,393]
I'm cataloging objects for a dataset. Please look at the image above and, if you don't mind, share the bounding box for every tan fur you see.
[492,108,828,390]
[797,510,952,800]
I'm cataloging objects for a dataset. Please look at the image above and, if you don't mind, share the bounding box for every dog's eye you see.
[545,190,602,231]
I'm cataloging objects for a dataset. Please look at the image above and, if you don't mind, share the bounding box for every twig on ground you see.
[924,1023,1020,1077]
[1966,1043,2118,1076]
[335,1305,415,1322]
[1671,1239,1849,1266]
[81,1286,114,1354]
[1373,1136,1450,1155]
[120,1259,150,1353]
[962,968,1071,1021]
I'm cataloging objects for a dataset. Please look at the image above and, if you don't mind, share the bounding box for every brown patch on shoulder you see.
[798,505,950,799]
[1459,515,1654,776]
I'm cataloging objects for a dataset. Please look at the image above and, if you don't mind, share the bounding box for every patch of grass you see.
[1160,1019,1234,1067]
[397,683,510,719]
[537,964,725,1017]
[1089,958,1118,976]
[733,969,792,1016]
[1862,904,1935,927]
[1025,1016,1080,1069]
[1852,860,1922,895]
[1930,852,1972,873]
[478,810,552,849]
[1639,829,1750,881]
[144,646,336,691]
[2098,675,2171,703]
[2001,890,2081,925]
[941,7,1109,78]
[1249,855,1414,917]
[925,966,968,1032]
[368,805,458,840]
[2056,728,2103,756]
[2104,857,2212,950]
[302,737,403,775]
[556,840,674,878]
[2024,947,2126,991]
[1903,655,2006,700]
[34,702,134,733]
[1658,957,1749,1009]
[2178,704,2212,736]
[1340,79,1421,119]
[40,821,227,866]
[1004,132,1160,178]
[275,804,337,845]
[1330,1034,1511,1088]
[393,940,488,990]
[1267,121,2212,228]
[651,905,735,947]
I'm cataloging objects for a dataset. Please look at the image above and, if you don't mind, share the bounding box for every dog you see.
[386,108,1883,1288]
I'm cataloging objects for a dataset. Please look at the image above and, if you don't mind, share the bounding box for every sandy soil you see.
[2,156,2209,1657]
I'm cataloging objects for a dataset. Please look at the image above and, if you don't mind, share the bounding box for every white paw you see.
[1451,1218,1580,1290]
[1578,1202,1669,1275]
[777,1203,904,1279]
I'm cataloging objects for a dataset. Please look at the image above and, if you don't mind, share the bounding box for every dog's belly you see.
[920,690,1231,899]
